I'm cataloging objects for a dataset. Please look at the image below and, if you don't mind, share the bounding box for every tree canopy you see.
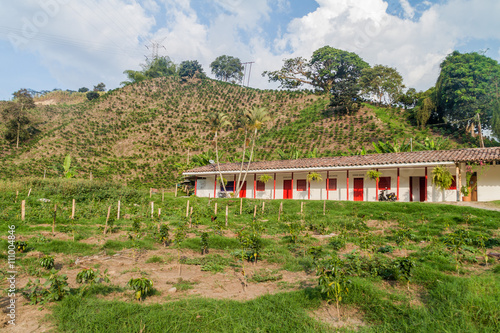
[435,51,500,138]
[359,65,404,105]
[2,89,36,148]
[210,55,243,83]
[179,60,205,79]
[122,56,178,85]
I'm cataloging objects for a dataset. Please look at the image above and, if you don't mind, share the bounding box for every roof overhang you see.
[183,161,456,176]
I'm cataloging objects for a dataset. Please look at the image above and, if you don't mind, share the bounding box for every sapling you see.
[396,257,415,290]
[443,228,472,271]
[173,224,187,276]
[127,277,154,301]
[39,256,55,270]
[317,256,351,319]
[201,232,209,255]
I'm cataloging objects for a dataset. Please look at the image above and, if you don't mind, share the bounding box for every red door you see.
[239,181,247,198]
[283,180,293,199]
[354,178,364,201]
[419,177,426,202]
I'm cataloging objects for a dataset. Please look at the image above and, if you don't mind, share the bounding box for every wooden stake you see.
[189,206,193,228]
[71,199,75,219]
[52,204,57,235]
[158,208,161,218]
[15,191,18,203]
[117,200,121,220]
[240,198,243,215]
[323,200,326,216]
[151,202,154,219]
[214,202,218,215]
[175,184,178,197]
[253,205,257,218]
[162,188,164,202]
[28,188,32,197]
[21,200,25,221]
[43,169,46,179]
[301,202,304,214]
[186,200,190,218]
[225,205,229,227]
[278,207,281,222]
[262,201,265,214]
[280,202,283,214]
[150,188,152,198]
[104,205,111,235]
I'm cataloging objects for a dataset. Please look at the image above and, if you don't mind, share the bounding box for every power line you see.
[241,61,255,87]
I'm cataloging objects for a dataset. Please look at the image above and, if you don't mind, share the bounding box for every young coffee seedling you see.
[201,232,210,255]
[396,257,415,290]
[317,256,351,319]
[39,256,55,270]
[15,241,28,253]
[157,224,170,246]
[127,277,154,301]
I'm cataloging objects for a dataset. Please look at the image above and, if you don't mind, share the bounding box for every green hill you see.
[0,77,471,187]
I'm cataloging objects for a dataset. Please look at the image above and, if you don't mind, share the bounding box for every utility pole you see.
[241,61,255,87]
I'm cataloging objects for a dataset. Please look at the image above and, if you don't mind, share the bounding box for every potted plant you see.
[460,185,471,202]
[258,174,272,183]
[307,172,323,182]
[431,166,454,191]
[366,170,382,181]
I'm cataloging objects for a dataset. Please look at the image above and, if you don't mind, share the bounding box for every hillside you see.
[0,77,467,186]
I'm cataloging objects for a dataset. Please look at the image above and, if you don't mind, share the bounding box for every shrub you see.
[127,277,154,301]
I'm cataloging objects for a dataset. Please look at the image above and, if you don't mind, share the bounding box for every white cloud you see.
[399,0,415,19]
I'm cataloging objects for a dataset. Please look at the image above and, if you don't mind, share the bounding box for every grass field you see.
[1,179,499,332]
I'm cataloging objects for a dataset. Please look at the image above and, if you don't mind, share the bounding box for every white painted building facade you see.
[184,148,500,202]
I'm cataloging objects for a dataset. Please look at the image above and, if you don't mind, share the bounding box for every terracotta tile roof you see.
[184,147,500,174]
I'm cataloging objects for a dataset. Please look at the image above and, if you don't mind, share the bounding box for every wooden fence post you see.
[186,200,190,218]
[90,172,93,181]
[301,202,304,214]
[189,206,193,228]
[162,188,165,202]
[71,199,76,219]
[253,205,257,218]
[151,202,154,219]
[262,201,265,214]
[15,191,18,203]
[323,200,326,216]
[240,198,243,215]
[214,202,218,215]
[150,188,152,198]
[104,205,111,235]
[117,200,121,220]
[175,184,178,198]
[52,204,57,235]
[28,188,32,197]
[21,200,25,221]
[43,169,46,179]
[225,205,229,227]
[158,208,161,218]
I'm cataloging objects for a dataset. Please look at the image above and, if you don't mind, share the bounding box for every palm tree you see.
[206,112,231,193]
[235,107,270,195]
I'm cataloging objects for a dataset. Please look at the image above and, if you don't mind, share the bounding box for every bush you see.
[86,91,100,101]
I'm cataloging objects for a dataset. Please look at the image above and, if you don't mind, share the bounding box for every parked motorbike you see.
[379,188,397,201]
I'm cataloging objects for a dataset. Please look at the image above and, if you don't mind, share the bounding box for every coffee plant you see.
[127,277,154,301]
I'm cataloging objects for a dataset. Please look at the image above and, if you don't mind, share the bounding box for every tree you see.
[93,82,106,92]
[264,46,369,93]
[435,51,500,137]
[179,60,205,79]
[210,55,244,83]
[398,87,418,109]
[206,112,232,193]
[359,65,405,105]
[78,87,89,93]
[122,56,178,85]
[86,91,99,101]
[2,89,35,149]
[234,107,270,196]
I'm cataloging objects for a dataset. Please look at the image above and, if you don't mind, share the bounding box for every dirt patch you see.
[309,303,367,331]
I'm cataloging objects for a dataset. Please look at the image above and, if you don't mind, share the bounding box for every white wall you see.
[478,164,500,201]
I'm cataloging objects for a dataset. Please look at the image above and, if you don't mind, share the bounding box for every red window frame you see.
[256,180,266,191]
[327,178,337,191]
[379,177,391,190]
[296,179,307,191]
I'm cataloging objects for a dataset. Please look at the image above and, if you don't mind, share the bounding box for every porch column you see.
[346,170,349,201]
[425,167,428,202]
[291,172,294,200]
[273,173,276,200]
[213,177,216,198]
[397,168,400,201]
[376,168,379,201]
[326,171,330,200]
[456,163,462,202]
[253,174,256,199]
[195,176,198,196]
[234,175,236,196]
[308,172,311,200]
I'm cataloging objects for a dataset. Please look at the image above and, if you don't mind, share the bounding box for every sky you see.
[0,0,499,101]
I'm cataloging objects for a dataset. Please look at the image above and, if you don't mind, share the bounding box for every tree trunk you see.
[16,121,20,149]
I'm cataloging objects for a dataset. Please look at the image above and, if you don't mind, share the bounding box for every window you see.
[296,179,307,191]
[379,177,391,190]
[256,181,266,191]
[327,178,337,191]
[221,181,234,192]
[449,176,457,190]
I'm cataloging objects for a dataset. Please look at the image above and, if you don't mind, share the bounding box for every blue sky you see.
[1,0,499,101]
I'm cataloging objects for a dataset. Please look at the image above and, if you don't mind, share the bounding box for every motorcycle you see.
[379,188,397,201]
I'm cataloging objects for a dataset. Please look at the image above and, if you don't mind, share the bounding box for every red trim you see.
[233,175,236,194]
[253,174,256,198]
[376,168,379,201]
[273,173,276,199]
[347,170,349,201]
[195,176,197,196]
[326,171,329,200]
[397,168,400,201]
[292,172,294,199]
[425,167,428,202]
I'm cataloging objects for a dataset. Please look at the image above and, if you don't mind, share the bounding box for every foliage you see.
[366,169,382,181]
[316,256,351,318]
[86,91,99,101]
[258,174,273,183]
[1,89,36,148]
[435,51,500,137]
[431,165,454,191]
[396,257,415,289]
[76,268,110,285]
[93,83,106,92]
[22,269,70,304]
[156,224,169,246]
[360,65,405,105]
[127,277,154,301]
[372,139,411,154]
[179,60,205,79]
[238,221,263,262]
[210,55,243,82]
[39,255,55,270]
[78,87,89,93]
[201,232,209,255]
[15,241,28,253]
[307,172,323,182]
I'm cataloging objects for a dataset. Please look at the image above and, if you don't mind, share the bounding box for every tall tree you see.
[93,82,106,92]
[359,65,405,105]
[2,89,35,149]
[210,55,244,83]
[206,112,231,193]
[234,107,270,196]
[122,56,178,85]
[435,51,500,138]
[179,60,205,79]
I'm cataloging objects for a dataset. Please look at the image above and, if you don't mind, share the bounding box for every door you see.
[239,181,247,198]
[470,174,478,201]
[283,180,293,199]
[354,178,364,201]
[419,177,426,202]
